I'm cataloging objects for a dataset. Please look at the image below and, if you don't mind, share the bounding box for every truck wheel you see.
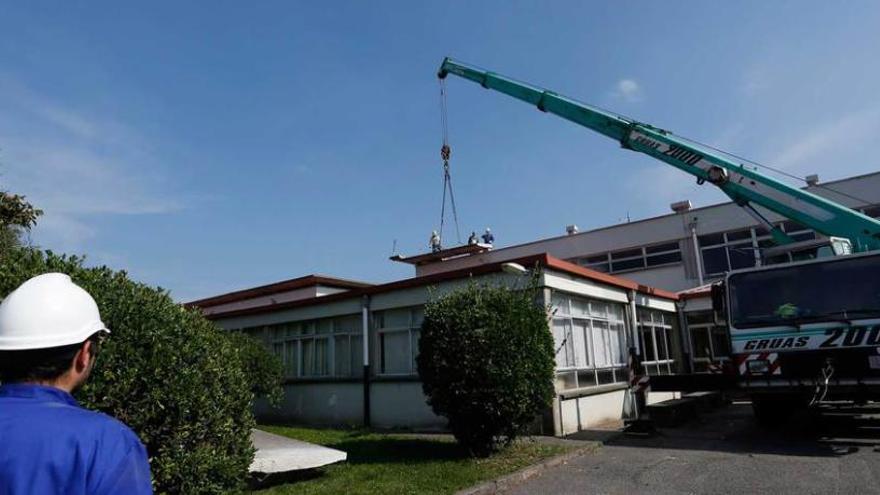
[752,395,798,426]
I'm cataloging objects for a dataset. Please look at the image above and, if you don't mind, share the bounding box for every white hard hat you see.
[0,273,109,350]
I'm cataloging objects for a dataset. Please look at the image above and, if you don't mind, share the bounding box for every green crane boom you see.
[438,57,880,252]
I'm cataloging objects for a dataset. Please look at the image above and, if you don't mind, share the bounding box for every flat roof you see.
[186,274,373,309]
[197,253,678,320]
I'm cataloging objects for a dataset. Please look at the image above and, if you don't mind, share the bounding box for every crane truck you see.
[437,57,880,423]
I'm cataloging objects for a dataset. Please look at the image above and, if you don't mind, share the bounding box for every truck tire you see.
[751,395,799,426]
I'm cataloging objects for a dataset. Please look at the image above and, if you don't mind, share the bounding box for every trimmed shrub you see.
[417,281,555,456]
[0,248,281,494]
[226,331,284,407]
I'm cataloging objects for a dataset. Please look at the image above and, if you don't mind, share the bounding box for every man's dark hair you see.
[0,333,103,383]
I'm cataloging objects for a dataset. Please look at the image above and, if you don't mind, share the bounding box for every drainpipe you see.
[690,223,705,286]
[627,290,641,357]
[362,294,371,427]
[676,298,694,374]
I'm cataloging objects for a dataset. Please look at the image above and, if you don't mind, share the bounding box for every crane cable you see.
[438,78,462,245]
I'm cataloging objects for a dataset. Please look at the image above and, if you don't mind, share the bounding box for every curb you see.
[454,443,599,495]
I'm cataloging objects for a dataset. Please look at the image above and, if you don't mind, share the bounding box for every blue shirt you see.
[0,383,153,495]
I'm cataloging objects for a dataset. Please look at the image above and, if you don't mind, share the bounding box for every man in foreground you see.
[0,273,153,494]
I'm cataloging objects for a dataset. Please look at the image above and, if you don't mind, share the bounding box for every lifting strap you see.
[438,78,461,245]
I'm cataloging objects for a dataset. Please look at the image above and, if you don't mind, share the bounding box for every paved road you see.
[510,402,880,494]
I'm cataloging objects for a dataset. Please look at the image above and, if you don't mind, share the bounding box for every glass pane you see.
[334,315,360,334]
[611,257,645,272]
[571,320,589,368]
[686,311,714,325]
[570,297,590,318]
[608,323,626,365]
[782,220,807,233]
[383,309,411,329]
[552,319,574,369]
[314,338,329,376]
[698,233,725,246]
[645,242,679,254]
[585,254,609,264]
[611,248,643,260]
[556,371,577,390]
[597,369,616,385]
[692,328,711,358]
[286,341,298,378]
[640,327,656,361]
[791,231,816,242]
[350,336,364,377]
[551,293,569,316]
[411,307,425,328]
[728,243,756,270]
[591,320,611,368]
[301,339,314,376]
[646,251,683,266]
[586,262,610,273]
[728,254,880,328]
[608,303,625,322]
[577,370,597,388]
[411,329,421,372]
[726,229,752,241]
[381,331,411,374]
[701,246,728,275]
[711,327,731,357]
[302,322,316,335]
[334,335,350,377]
[656,328,669,360]
[317,319,333,334]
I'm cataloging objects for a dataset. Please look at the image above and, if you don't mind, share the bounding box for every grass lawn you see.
[251,426,579,495]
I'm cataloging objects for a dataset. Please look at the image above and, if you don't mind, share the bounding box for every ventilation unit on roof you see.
[670,200,692,214]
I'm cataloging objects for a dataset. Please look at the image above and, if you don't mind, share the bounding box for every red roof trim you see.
[186,275,373,308]
[198,253,678,320]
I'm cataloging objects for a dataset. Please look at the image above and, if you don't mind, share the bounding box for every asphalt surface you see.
[509,402,880,494]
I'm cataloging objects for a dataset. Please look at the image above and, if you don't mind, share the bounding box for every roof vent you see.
[670,200,692,213]
[806,174,819,186]
[566,224,579,235]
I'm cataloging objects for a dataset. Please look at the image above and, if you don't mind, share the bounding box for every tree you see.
[0,247,284,493]
[417,280,556,456]
[0,191,42,253]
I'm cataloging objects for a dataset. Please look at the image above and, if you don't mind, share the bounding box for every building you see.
[401,172,880,371]
[190,253,681,436]
[190,171,880,434]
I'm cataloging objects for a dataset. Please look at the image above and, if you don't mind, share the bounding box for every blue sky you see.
[1,1,879,301]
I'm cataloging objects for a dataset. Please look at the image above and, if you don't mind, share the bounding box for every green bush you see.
[226,331,284,407]
[417,281,556,456]
[0,247,281,494]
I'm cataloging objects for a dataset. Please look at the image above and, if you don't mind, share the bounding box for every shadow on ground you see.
[569,401,880,458]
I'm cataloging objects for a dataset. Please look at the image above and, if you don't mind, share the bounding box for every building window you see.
[698,222,822,277]
[686,311,730,373]
[637,309,676,375]
[261,314,363,379]
[375,307,423,376]
[577,241,682,275]
[551,292,628,390]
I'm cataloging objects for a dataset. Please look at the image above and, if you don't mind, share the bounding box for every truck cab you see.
[719,251,880,422]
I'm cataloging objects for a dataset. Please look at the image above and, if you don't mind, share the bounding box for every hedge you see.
[417,281,556,456]
[0,247,282,494]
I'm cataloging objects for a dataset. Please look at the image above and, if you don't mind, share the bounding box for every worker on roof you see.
[482,227,494,245]
[468,231,478,245]
[0,273,153,495]
[430,230,442,252]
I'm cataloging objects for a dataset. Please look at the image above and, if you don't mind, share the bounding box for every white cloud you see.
[613,78,643,102]
[0,75,183,249]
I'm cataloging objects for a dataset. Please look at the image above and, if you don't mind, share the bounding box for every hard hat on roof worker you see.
[0,273,152,495]
[0,273,109,350]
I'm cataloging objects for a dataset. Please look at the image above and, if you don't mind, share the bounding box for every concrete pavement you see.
[507,403,880,494]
